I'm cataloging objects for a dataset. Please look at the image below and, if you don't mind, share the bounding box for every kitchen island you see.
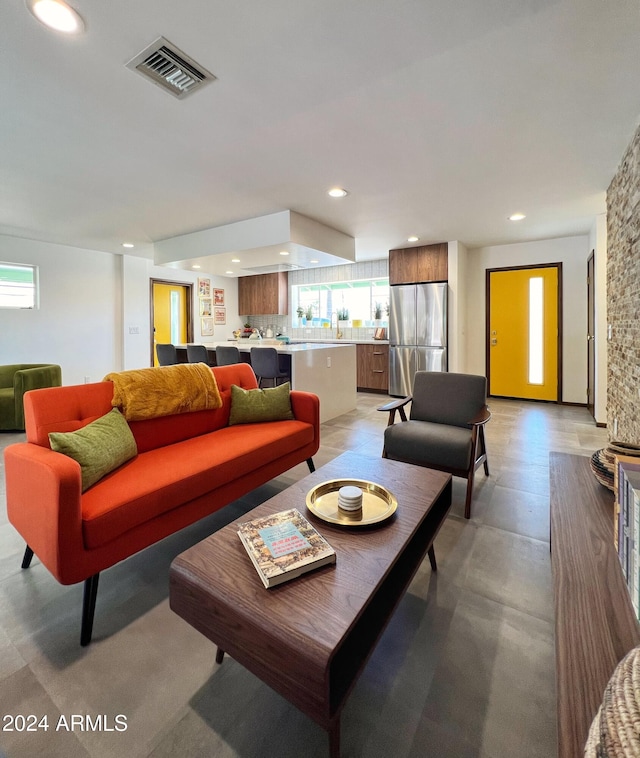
[198,341,357,423]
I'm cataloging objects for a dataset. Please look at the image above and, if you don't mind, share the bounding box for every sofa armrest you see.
[0,364,20,389]
[290,390,320,432]
[4,442,83,584]
[14,365,62,429]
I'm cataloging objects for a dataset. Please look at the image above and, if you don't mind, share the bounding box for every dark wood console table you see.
[550,452,640,757]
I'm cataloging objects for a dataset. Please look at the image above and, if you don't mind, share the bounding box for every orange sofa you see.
[4,363,320,645]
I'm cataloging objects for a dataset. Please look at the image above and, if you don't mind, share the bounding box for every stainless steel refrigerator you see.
[389,282,448,396]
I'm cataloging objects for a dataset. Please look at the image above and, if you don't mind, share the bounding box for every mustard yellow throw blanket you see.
[104,363,222,421]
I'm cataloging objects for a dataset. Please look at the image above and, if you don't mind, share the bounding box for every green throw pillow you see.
[49,408,138,492]
[229,382,295,425]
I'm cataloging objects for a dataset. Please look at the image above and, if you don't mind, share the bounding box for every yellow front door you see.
[152,282,190,365]
[488,266,559,401]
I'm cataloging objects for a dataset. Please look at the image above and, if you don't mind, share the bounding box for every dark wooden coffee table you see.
[169,451,452,757]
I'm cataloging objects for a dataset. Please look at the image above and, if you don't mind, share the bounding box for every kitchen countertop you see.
[199,339,358,423]
[178,340,359,423]
[200,340,357,353]
[289,338,389,345]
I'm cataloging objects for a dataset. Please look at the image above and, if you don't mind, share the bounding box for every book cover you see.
[237,508,336,588]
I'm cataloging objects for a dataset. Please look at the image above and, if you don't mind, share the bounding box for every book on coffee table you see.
[237,508,336,588]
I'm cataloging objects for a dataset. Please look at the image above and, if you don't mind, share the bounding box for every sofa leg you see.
[427,545,437,572]
[80,574,100,647]
[306,458,315,473]
[21,545,34,569]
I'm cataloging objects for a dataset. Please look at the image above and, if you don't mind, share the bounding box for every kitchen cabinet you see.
[357,343,389,392]
[238,272,288,316]
[389,243,448,285]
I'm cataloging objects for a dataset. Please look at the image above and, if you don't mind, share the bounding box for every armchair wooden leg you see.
[80,574,100,647]
[21,545,34,569]
[480,427,489,476]
[464,473,475,520]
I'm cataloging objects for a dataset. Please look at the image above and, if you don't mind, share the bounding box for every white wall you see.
[121,257,243,370]
[589,214,608,425]
[0,235,240,385]
[0,236,121,385]
[465,235,590,404]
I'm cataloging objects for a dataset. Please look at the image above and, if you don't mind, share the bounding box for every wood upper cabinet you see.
[389,243,448,284]
[356,343,389,392]
[238,272,288,316]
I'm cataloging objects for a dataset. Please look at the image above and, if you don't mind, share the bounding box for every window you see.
[293,278,389,325]
[528,276,543,385]
[0,262,38,309]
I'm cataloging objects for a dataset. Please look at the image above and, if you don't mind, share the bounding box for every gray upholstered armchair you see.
[0,364,62,431]
[379,371,490,519]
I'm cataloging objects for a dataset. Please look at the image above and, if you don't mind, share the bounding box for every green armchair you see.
[0,364,62,431]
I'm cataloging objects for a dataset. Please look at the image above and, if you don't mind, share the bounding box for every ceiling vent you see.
[126,37,215,99]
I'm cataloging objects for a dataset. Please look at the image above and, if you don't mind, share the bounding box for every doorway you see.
[486,264,562,401]
[150,280,193,365]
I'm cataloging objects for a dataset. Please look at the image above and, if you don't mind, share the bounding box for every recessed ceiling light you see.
[407,236,419,243]
[328,188,348,198]
[26,0,85,33]
[509,213,526,221]
[225,270,233,274]
[310,259,319,264]
[192,265,201,269]
[279,250,289,256]
[122,242,134,248]
[231,258,240,263]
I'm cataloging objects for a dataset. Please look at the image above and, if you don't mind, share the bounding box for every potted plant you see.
[305,305,314,322]
[296,305,305,325]
[374,302,382,324]
[337,307,349,324]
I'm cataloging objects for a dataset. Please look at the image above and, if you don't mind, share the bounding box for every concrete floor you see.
[0,394,608,757]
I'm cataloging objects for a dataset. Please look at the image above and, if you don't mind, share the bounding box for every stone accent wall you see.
[607,122,640,443]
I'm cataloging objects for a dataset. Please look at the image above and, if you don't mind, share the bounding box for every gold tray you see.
[305,478,397,527]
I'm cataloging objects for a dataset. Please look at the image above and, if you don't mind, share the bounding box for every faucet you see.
[332,311,343,340]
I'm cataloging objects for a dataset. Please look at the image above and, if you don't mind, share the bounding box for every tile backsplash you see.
[243,316,385,341]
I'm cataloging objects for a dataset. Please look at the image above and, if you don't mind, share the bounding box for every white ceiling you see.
[1,0,639,276]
